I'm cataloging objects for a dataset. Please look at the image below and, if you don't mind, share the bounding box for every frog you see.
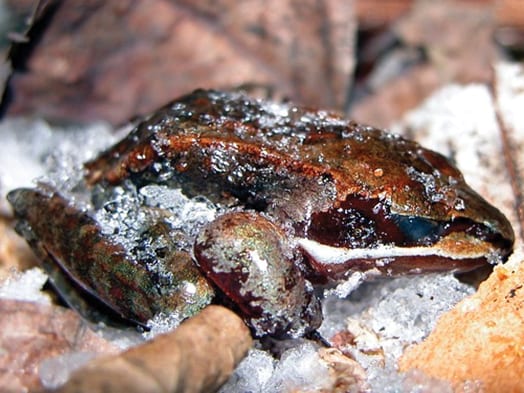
[7,89,514,338]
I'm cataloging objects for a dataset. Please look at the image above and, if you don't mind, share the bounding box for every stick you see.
[55,305,252,393]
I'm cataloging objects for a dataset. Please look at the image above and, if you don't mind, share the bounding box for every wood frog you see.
[8,89,514,338]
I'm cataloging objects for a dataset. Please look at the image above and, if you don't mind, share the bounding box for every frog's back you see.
[85,89,513,247]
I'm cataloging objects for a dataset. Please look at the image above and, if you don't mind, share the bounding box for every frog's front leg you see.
[194,211,322,338]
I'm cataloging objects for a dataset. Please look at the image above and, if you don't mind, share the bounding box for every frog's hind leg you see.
[8,188,176,325]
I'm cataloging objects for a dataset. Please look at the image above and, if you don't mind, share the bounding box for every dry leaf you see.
[350,64,441,129]
[0,299,118,393]
[5,0,356,125]
[317,348,370,393]
[1,0,60,107]
[350,0,499,127]
[399,255,524,392]
[496,0,524,28]
[355,0,524,29]
[355,0,411,27]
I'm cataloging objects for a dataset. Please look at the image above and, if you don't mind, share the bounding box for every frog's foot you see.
[194,211,322,338]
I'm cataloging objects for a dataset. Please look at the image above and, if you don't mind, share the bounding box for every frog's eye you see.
[391,215,445,245]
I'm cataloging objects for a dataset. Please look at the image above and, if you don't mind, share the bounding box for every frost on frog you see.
[7,89,514,338]
[7,182,216,326]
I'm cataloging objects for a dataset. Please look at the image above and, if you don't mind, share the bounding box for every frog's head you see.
[297,139,515,281]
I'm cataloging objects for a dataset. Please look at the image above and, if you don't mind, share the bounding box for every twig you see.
[55,305,252,393]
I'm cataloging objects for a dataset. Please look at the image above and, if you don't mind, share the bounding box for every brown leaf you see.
[355,0,524,29]
[350,64,441,129]
[0,299,118,393]
[1,0,60,108]
[399,257,524,392]
[350,0,500,127]
[496,0,524,28]
[395,0,498,83]
[355,0,412,27]
[5,0,356,125]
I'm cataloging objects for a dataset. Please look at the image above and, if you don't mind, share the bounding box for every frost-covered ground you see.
[0,82,506,392]
[219,274,472,393]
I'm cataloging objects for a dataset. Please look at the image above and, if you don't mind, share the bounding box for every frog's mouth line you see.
[298,234,498,266]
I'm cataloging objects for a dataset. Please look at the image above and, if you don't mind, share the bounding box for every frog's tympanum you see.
[8,90,514,338]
